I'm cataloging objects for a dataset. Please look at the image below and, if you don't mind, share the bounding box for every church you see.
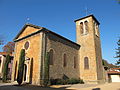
[11,15,105,85]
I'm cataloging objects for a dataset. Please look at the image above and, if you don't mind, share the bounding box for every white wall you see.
[111,75,120,82]
[0,55,4,74]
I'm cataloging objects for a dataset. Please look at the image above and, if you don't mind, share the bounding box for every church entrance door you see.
[24,64,27,81]
[23,60,30,83]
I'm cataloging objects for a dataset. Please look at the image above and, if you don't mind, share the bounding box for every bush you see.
[50,78,84,85]
[68,78,84,84]
[50,79,61,85]
[79,79,84,84]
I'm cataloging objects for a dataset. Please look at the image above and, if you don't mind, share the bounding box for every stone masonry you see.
[11,15,105,85]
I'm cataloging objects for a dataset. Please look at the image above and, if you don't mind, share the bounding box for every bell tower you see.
[75,15,104,84]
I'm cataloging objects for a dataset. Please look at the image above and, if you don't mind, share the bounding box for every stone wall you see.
[75,16,104,84]
[12,29,43,85]
[18,26,40,40]
[46,33,80,79]
[94,33,104,82]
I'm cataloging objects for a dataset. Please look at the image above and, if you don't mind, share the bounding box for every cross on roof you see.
[84,6,92,16]
[26,18,30,24]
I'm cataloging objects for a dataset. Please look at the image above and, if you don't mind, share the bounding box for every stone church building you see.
[11,15,105,85]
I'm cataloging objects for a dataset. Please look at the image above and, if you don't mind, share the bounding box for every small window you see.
[24,41,29,50]
[14,61,17,80]
[94,22,99,37]
[96,25,99,36]
[80,22,84,34]
[63,54,67,67]
[74,56,77,68]
[84,57,89,69]
[0,57,1,68]
[84,21,88,34]
[49,49,54,65]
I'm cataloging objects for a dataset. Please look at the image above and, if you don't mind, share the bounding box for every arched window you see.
[80,22,84,34]
[0,57,1,68]
[94,22,99,37]
[63,54,67,67]
[74,56,76,68]
[24,64,27,81]
[85,21,88,34]
[84,57,89,69]
[96,25,99,36]
[49,49,54,65]
[14,61,17,80]
[24,41,29,50]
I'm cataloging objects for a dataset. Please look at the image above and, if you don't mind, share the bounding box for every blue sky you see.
[0,0,120,64]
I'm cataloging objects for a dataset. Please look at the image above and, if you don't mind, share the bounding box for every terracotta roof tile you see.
[0,52,12,56]
[108,71,120,75]
[111,68,120,70]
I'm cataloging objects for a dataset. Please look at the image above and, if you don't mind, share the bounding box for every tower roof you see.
[74,14,100,25]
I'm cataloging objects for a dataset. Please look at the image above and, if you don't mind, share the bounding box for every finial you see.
[85,6,88,16]
[26,18,30,24]
[84,6,92,16]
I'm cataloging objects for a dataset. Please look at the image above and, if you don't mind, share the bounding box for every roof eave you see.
[44,29,80,47]
[14,24,80,48]
[74,14,100,25]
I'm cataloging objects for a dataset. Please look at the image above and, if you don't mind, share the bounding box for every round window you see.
[24,41,29,50]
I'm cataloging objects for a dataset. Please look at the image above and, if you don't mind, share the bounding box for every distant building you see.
[11,15,105,85]
[0,52,13,79]
[108,68,120,82]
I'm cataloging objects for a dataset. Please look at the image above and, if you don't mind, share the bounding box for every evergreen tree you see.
[43,52,50,86]
[2,54,11,82]
[17,49,25,85]
[115,37,120,65]
[118,0,120,4]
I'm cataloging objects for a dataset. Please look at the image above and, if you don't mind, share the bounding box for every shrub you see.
[50,78,84,85]
[68,78,84,84]
[79,79,84,84]
[50,78,61,85]
[17,49,25,85]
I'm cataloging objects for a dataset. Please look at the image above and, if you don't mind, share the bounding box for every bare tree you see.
[2,42,15,54]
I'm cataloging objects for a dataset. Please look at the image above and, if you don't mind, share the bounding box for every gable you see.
[18,26,40,39]
[14,24,42,40]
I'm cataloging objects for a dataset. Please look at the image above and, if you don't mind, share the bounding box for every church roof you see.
[108,71,120,75]
[14,24,80,48]
[74,14,100,25]
[44,29,80,47]
[0,52,12,56]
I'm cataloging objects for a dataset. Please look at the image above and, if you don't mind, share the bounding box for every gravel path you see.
[0,82,120,90]
[66,82,120,90]
[0,82,69,90]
